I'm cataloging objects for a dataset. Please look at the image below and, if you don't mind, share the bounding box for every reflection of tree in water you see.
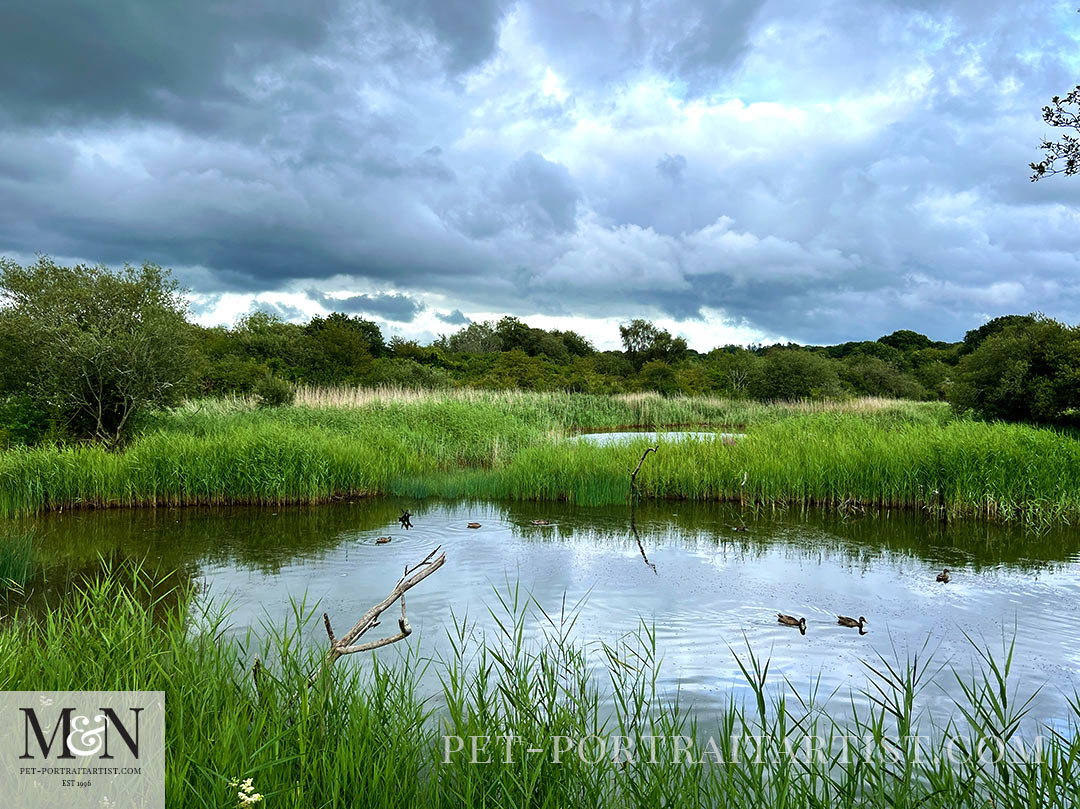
[5,558,193,624]
[496,500,1080,573]
[19,498,414,577]
[11,496,1080,624]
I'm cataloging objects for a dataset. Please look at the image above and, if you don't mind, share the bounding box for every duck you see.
[777,613,807,635]
[732,525,748,532]
[531,519,551,526]
[375,536,393,544]
[837,615,867,631]
[467,522,482,529]
[936,568,951,583]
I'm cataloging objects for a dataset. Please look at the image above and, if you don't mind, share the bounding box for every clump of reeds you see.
[1,392,1074,524]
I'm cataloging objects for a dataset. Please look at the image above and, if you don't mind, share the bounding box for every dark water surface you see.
[15,499,1080,726]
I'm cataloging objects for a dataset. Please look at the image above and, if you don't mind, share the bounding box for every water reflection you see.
[8,498,1080,725]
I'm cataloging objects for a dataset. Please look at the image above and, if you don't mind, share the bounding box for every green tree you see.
[0,257,192,445]
[960,314,1039,355]
[948,317,1080,423]
[878,329,932,353]
[619,319,688,369]
[749,349,842,400]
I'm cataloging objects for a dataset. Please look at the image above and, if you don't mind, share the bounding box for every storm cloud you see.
[1,0,1079,348]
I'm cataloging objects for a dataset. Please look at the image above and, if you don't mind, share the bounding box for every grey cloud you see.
[0,0,342,128]
[520,0,766,95]
[436,309,471,324]
[2,0,1080,348]
[392,0,512,73]
[249,300,307,322]
[308,289,425,321]
[656,153,687,185]
[500,152,580,235]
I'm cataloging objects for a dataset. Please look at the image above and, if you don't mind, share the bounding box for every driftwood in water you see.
[311,546,445,683]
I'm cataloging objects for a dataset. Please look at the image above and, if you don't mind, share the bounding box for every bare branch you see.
[310,546,446,683]
[629,445,658,499]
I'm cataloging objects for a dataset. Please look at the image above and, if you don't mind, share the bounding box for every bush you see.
[254,375,295,408]
[749,349,843,400]
[948,316,1080,423]
[0,395,52,447]
[0,257,192,445]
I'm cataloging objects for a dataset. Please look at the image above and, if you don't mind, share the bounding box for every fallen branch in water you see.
[310,545,446,684]
[630,445,658,500]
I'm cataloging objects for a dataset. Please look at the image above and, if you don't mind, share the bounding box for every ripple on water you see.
[26,498,1080,724]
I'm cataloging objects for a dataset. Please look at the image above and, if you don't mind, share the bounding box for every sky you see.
[1,1,1079,351]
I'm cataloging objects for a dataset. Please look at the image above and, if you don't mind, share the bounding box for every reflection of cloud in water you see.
[23,498,1080,728]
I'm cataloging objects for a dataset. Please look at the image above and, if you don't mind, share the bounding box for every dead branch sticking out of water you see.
[311,545,446,683]
[630,446,658,500]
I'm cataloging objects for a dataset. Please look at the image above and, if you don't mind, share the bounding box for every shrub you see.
[254,375,295,408]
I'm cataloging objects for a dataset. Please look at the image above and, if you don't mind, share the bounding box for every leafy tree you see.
[960,314,1039,355]
[0,257,192,445]
[634,361,679,396]
[704,348,762,397]
[304,313,375,383]
[555,330,594,357]
[307,312,385,357]
[437,321,502,354]
[878,329,932,352]
[839,355,926,400]
[749,349,842,400]
[619,319,688,369]
[367,358,453,389]
[948,317,1080,423]
[1031,85,1080,180]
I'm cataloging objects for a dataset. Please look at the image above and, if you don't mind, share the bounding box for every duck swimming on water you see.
[777,613,807,635]
[936,569,951,583]
[837,615,868,634]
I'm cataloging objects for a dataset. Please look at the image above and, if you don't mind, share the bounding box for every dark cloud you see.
[249,300,307,322]
[1,0,1079,347]
[0,0,342,128]
[520,0,766,95]
[392,0,512,73]
[500,152,580,234]
[308,289,425,321]
[436,309,471,325]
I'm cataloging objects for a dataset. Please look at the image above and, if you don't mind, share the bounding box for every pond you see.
[573,430,743,445]
[13,498,1080,728]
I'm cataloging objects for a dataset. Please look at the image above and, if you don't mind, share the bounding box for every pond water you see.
[573,430,742,445]
[13,499,1080,727]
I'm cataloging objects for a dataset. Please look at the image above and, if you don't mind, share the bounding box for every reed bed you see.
[0,391,1074,524]
[0,564,1075,808]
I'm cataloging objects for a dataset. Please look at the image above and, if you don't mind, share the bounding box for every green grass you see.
[0,389,1077,524]
[0,564,1075,808]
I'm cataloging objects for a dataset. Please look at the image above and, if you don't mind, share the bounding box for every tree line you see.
[2,257,1079,446]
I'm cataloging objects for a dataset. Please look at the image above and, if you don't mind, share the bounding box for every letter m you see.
[20,708,76,759]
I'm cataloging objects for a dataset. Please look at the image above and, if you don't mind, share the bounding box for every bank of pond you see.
[1,393,1080,526]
